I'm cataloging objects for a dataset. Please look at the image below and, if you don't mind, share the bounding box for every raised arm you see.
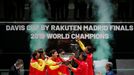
[76,38,87,52]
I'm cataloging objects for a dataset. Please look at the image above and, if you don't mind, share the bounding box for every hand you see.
[72,53,75,57]
[62,61,66,64]
[56,62,62,65]
[62,61,70,65]
[67,64,72,69]
[45,55,49,58]
[69,55,75,61]
[75,37,80,42]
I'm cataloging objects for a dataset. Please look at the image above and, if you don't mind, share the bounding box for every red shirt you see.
[46,58,61,75]
[57,57,70,75]
[38,59,46,75]
[29,58,46,75]
[47,67,60,75]
[29,58,39,75]
[72,60,88,75]
[86,53,94,75]
[37,68,46,75]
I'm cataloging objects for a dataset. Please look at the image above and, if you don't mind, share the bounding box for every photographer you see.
[9,59,24,75]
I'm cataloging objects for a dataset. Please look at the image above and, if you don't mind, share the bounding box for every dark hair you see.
[86,46,95,53]
[49,49,57,57]
[58,49,64,53]
[106,62,113,71]
[15,59,23,66]
[37,48,45,59]
[81,52,87,61]
[32,50,38,60]
[37,48,44,53]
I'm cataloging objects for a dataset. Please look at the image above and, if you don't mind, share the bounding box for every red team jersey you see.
[29,58,46,75]
[57,57,70,75]
[71,60,88,75]
[29,58,38,75]
[86,53,94,75]
[46,58,62,75]
[76,39,94,75]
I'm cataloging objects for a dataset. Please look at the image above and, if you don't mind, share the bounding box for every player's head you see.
[50,49,58,58]
[15,59,24,69]
[37,48,44,53]
[58,49,65,55]
[86,46,95,54]
[37,48,45,59]
[32,50,40,60]
[79,52,87,61]
[105,62,113,71]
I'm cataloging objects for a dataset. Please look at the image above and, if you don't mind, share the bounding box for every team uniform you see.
[29,58,46,75]
[77,39,94,75]
[46,58,62,75]
[71,57,88,75]
[57,57,70,75]
[86,53,94,75]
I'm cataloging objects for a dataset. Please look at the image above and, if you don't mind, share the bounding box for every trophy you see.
[59,43,79,65]
[59,53,74,65]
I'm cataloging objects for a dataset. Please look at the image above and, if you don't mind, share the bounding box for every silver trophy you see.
[59,53,74,61]
[59,53,74,65]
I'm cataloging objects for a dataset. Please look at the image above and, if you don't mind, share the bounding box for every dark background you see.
[0,0,134,74]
